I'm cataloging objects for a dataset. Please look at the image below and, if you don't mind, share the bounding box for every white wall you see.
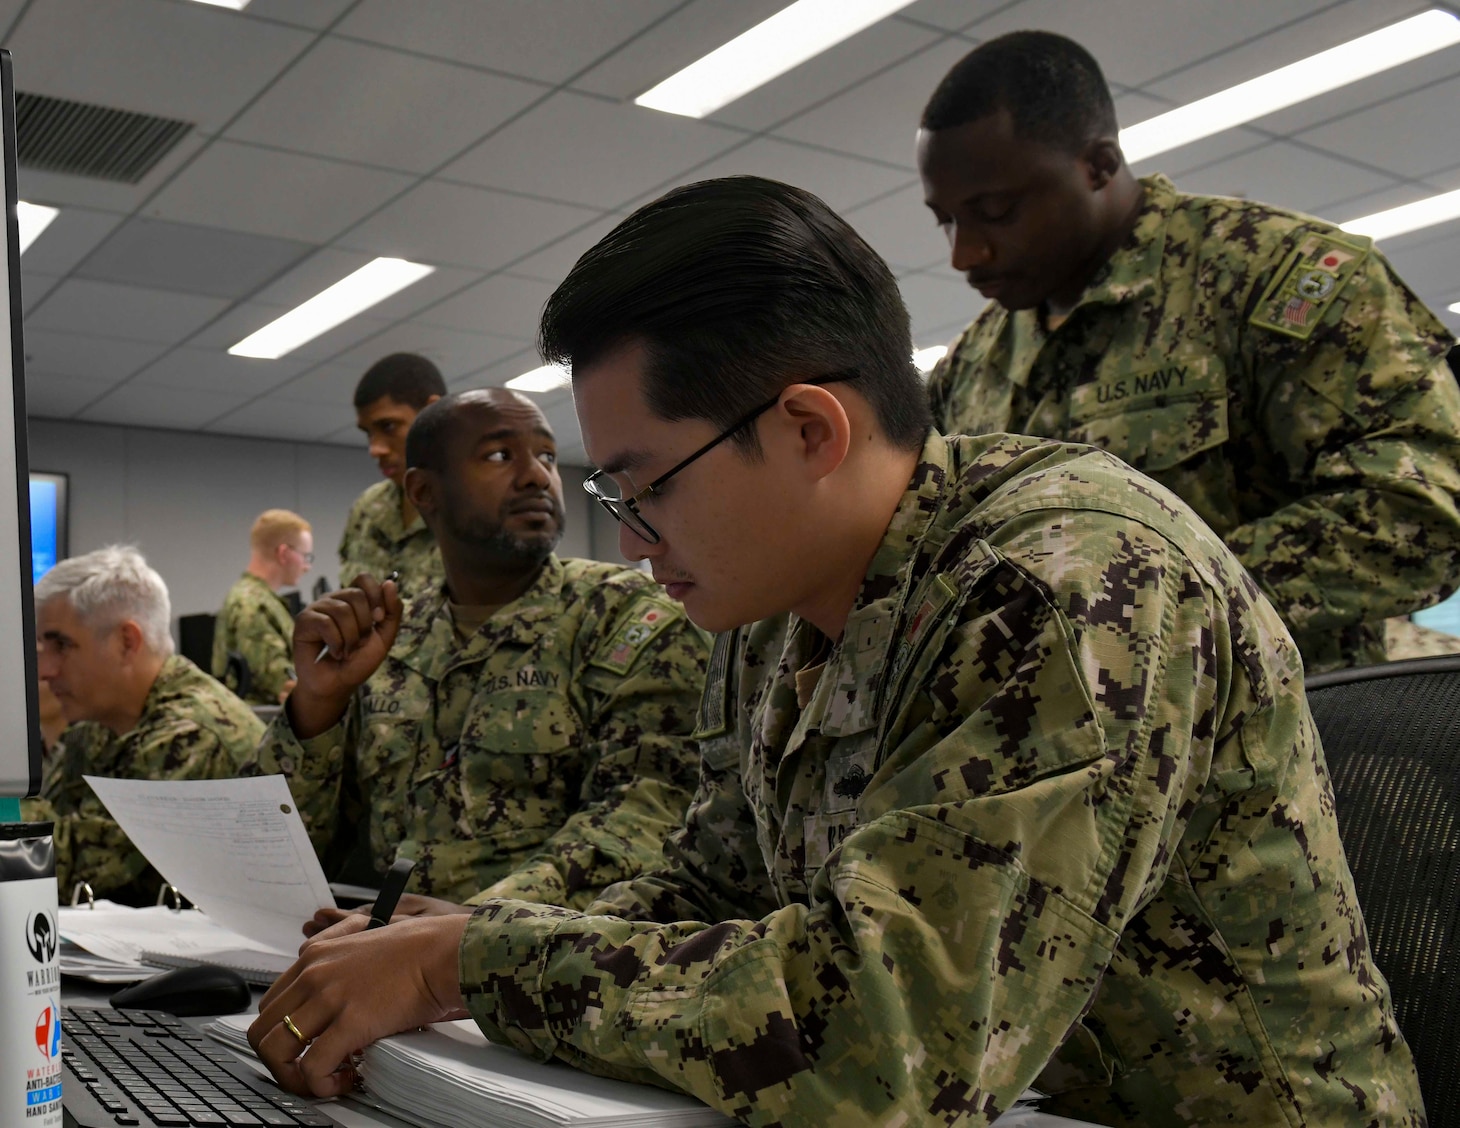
[25,418,613,624]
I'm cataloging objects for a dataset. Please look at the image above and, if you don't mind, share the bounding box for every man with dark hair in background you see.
[247,388,708,908]
[339,352,448,595]
[920,30,1460,672]
[247,178,1423,1126]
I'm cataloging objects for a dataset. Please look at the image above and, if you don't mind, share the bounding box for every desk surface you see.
[64,983,1105,1128]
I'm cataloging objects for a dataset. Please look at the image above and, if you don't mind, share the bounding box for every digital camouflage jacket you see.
[460,432,1424,1127]
[23,656,264,904]
[928,174,1460,672]
[248,556,709,906]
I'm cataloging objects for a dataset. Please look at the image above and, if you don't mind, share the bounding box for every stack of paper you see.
[58,903,294,985]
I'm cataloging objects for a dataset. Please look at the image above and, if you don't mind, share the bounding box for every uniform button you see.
[278,756,294,773]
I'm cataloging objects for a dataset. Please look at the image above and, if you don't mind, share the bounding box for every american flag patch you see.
[1283,297,1313,326]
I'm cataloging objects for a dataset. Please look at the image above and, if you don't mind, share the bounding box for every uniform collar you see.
[391,555,565,681]
[803,432,950,736]
[239,571,287,604]
[136,655,192,727]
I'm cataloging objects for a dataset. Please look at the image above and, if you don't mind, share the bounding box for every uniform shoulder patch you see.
[1249,231,1369,340]
[588,597,679,675]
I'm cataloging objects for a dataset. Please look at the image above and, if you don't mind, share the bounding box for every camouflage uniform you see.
[211,572,296,705]
[928,174,1460,673]
[21,656,265,906]
[460,432,1425,1127]
[338,479,443,597]
[245,556,709,907]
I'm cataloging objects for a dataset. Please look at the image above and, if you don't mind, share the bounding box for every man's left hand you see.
[249,914,472,1098]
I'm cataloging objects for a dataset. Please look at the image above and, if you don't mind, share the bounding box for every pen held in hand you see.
[313,570,400,664]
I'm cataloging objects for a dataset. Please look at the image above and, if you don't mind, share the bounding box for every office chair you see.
[176,613,216,670]
[1306,654,1460,1125]
[312,576,330,601]
[221,650,253,702]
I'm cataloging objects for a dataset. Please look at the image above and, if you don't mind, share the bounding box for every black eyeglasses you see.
[583,371,858,545]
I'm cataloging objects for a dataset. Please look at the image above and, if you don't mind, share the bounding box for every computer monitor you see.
[0,49,43,799]
[29,470,67,582]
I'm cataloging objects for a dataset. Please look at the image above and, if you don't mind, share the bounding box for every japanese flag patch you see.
[1249,231,1369,340]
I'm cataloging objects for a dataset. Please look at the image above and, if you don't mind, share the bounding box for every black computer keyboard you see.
[62,1006,331,1127]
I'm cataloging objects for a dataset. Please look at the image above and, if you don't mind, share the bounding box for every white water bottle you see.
[0,823,61,1128]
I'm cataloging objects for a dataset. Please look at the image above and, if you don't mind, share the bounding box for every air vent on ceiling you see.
[15,92,194,184]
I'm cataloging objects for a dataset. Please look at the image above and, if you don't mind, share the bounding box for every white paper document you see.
[84,773,335,955]
[58,903,291,982]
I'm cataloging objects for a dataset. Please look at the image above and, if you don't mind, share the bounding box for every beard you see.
[443,497,565,567]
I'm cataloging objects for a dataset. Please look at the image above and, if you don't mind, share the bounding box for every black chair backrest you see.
[1306,654,1460,1124]
[222,650,252,702]
[176,613,216,670]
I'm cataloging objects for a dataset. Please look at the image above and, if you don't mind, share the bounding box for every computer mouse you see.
[109,964,252,1017]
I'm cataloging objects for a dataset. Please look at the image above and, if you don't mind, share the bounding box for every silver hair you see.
[34,545,174,656]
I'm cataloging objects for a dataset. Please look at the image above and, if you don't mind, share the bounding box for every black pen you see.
[314,570,400,664]
[366,856,416,930]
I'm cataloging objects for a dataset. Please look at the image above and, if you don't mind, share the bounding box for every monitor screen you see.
[0,50,41,798]
[29,471,66,583]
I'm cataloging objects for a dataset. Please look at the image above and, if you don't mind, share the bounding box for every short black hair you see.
[921,31,1118,153]
[538,176,930,454]
[353,353,447,411]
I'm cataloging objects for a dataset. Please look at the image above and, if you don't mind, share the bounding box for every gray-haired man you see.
[23,546,264,904]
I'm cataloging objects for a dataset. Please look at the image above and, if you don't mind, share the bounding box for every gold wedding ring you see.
[282,1014,310,1046]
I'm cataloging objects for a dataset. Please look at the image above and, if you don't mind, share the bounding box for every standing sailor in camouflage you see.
[338,353,446,596]
[23,547,264,905]
[212,508,312,704]
[245,389,708,907]
[247,179,1425,1126]
[919,32,1460,673]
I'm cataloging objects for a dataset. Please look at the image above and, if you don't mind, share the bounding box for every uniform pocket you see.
[1068,355,1229,474]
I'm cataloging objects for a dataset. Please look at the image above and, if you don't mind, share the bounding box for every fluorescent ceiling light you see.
[1450,301,1460,315]
[913,345,948,373]
[636,0,918,119]
[506,364,570,393]
[229,258,435,360]
[187,0,250,9]
[1120,9,1460,163]
[16,201,59,255]
[1341,188,1460,241]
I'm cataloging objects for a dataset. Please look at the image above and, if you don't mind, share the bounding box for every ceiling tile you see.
[771,37,989,169]
[145,140,416,242]
[268,362,370,407]
[1382,228,1460,300]
[21,329,166,382]
[842,182,950,270]
[1295,71,1460,184]
[1138,0,1432,104]
[206,396,359,441]
[25,371,118,419]
[571,0,789,100]
[27,279,229,345]
[77,382,252,429]
[505,215,627,286]
[330,323,531,382]
[442,92,738,210]
[190,301,394,362]
[8,0,312,132]
[20,272,62,315]
[75,217,313,299]
[15,207,124,276]
[712,17,943,132]
[891,2,982,33]
[683,138,915,212]
[130,347,311,396]
[898,271,978,342]
[1129,128,1272,179]
[413,273,556,339]
[242,0,356,29]
[339,180,600,272]
[338,0,680,84]
[1171,141,1398,221]
[1316,180,1460,232]
[226,37,543,174]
